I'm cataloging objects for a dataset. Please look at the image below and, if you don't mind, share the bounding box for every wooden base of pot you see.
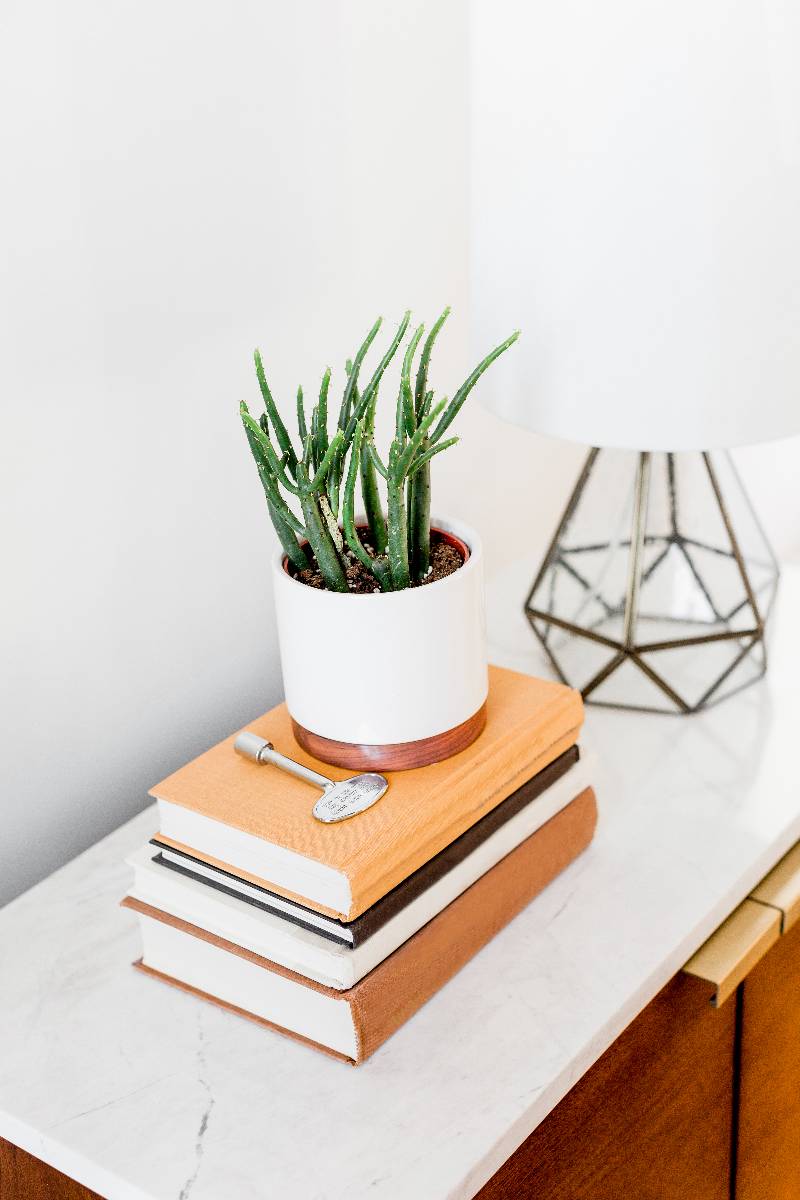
[291,702,488,772]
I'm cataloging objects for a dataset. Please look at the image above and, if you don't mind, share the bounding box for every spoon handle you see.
[234,732,332,791]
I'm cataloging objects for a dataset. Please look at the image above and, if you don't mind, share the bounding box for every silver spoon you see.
[234,732,389,824]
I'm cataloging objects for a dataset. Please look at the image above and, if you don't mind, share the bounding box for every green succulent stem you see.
[343,424,392,591]
[415,307,450,416]
[406,421,456,582]
[296,463,348,592]
[296,386,307,444]
[309,429,344,493]
[360,437,388,555]
[408,445,432,580]
[366,439,388,480]
[339,317,382,433]
[386,443,410,589]
[317,369,330,457]
[409,436,458,476]
[400,323,425,437]
[254,350,297,477]
[242,314,519,594]
[352,311,410,442]
[319,494,345,557]
[270,503,310,571]
[357,390,386,553]
[240,404,309,572]
[241,409,300,496]
[430,330,521,445]
[397,397,446,476]
[326,452,342,516]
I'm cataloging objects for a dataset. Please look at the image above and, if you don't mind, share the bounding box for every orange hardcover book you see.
[151,665,583,921]
[126,786,597,1064]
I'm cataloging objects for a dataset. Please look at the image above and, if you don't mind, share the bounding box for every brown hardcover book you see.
[148,745,580,950]
[150,665,583,921]
[125,786,597,1064]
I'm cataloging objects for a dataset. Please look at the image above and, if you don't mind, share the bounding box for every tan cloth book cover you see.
[127,786,597,1064]
[151,665,583,921]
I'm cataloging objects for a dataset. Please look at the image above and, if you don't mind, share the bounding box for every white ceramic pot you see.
[272,515,488,770]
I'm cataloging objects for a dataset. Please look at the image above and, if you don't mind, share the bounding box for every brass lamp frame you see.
[525,449,779,713]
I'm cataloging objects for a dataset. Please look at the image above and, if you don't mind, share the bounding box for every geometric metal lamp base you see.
[525,449,779,714]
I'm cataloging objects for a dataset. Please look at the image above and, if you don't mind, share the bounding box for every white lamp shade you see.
[470,0,800,451]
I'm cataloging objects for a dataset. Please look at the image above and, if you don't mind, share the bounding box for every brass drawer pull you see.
[683,899,781,1007]
[750,842,800,933]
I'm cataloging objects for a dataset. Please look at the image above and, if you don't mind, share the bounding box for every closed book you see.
[127,752,590,989]
[124,786,598,1064]
[150,665,583,921]
[148,744,580,947]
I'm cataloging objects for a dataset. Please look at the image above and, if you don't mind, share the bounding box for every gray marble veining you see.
[2,568,800,1199]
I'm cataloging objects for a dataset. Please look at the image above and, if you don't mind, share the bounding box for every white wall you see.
[0,0,469,906]
[3,2,799,908]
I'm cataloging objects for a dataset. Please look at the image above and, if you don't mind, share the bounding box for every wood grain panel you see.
[737,916,800,1200]
[0,1138,101,1200]
[477,972,735,1200]
[291,700,487,771]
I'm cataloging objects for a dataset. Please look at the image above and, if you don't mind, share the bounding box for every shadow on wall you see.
[0,0,470,907]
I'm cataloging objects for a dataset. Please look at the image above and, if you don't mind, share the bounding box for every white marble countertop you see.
[2,566,800,1200]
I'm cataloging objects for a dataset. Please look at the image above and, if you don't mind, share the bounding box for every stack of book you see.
[123,666,596,1064]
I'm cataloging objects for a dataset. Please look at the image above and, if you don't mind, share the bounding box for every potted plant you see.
[240,309,518,770]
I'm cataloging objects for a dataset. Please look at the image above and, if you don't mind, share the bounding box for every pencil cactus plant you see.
[240,310,519,593]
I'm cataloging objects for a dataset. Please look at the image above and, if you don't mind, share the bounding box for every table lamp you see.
[470,0,800,712]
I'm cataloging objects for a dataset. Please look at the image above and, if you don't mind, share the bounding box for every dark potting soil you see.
[293,532,464,593]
